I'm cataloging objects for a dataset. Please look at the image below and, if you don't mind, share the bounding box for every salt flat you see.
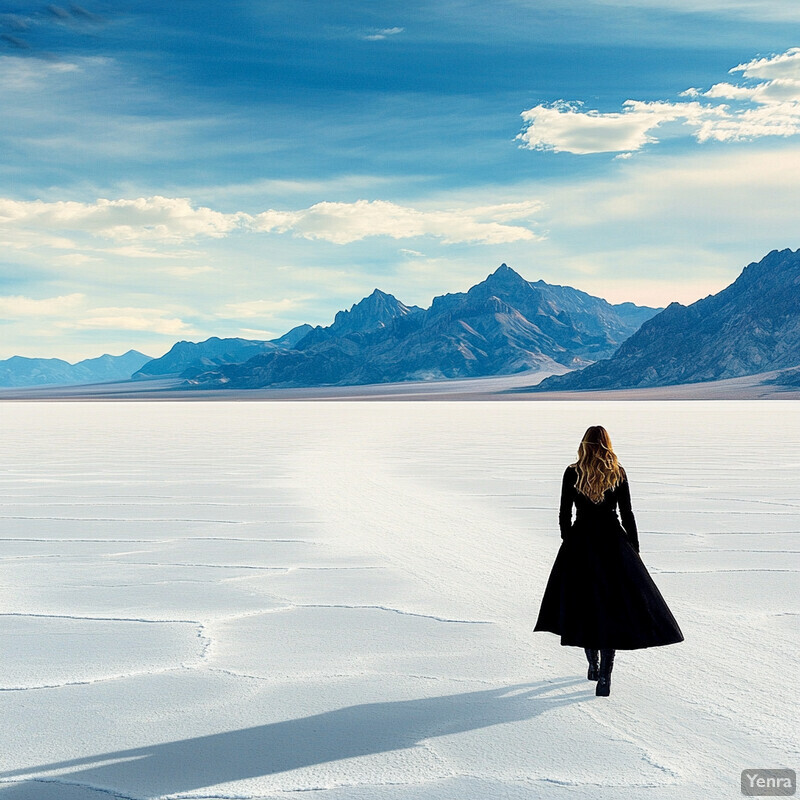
[0,401,797,799]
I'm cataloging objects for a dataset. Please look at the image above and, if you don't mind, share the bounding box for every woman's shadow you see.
[1,678,589,798]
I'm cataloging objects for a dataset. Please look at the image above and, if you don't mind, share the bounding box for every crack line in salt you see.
[0,775,140,799]
[290,603,494,624]
[651,568,799,574]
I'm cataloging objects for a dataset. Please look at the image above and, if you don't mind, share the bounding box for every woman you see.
[534,425,684,696]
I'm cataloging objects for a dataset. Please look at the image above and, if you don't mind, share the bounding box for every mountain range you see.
[182,264,660,389]
[6,249,798,394]
[532,248,800,392]
[0,350,151,388]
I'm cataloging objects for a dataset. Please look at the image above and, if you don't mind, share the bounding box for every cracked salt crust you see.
[0,400,796,799]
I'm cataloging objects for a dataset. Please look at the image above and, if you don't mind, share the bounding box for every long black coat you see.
[534,465,684,650]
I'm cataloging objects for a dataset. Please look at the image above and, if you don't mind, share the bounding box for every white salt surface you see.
[0,400,797,799]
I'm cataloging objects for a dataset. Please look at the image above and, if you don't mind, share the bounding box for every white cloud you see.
[0,196,540,247]
[0,293,85,317]
[0,55,85,91]
[362,26,404,40]
[518,100,703,154]
[100,244,200,259]
[732,47,800,81]
[252,199,542,244]
[703,83,755,101]
[519,47,800,154]
[468,200,543,222]
[0,196,248,243]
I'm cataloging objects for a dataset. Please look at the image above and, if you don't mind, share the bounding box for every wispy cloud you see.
[588,0,800,22]
[362,26,404,41]
[0,53,83,88]
[0,34,30,49]
[0,3,106,53]
[518,47,800,154]
[0,54,247,175]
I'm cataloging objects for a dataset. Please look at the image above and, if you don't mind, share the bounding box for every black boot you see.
[584,647,599,681]
[595,649,615,696]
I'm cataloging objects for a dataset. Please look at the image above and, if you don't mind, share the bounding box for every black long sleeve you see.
[559,467,574,540]
[616,477,640,553]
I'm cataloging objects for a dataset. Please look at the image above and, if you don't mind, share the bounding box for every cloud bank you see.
[518,47,800,154]
[0,196,542,245]
[252,199,543,244]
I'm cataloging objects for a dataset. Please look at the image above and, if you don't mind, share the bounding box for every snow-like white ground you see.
[0,400,797,800]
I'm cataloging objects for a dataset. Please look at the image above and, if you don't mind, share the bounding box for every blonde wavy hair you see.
[571,425,625,503]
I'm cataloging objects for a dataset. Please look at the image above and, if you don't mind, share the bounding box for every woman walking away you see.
[534,425,684,696]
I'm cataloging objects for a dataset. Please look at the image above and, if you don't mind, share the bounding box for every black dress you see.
[533,465,684,650]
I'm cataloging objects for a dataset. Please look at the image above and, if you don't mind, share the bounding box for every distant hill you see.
[532,248,800,392]
[0,350,152,388]
[133,325,313,379]
[133,337,280,379]
[185,264,661,389]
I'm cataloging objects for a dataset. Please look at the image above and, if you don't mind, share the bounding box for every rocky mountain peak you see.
[483,263,532,291]
[330,288,418,335]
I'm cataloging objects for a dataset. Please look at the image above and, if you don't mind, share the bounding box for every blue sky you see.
[2,0,800,360]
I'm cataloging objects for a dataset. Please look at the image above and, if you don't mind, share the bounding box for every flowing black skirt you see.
[534,525,685,650]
